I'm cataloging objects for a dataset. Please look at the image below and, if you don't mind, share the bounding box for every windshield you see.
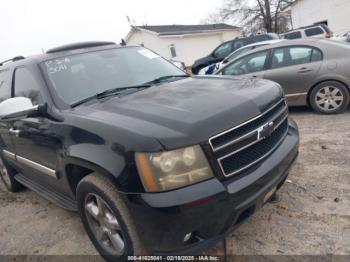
[41,46,186,105]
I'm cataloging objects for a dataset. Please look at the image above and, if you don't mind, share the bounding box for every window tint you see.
[14,68,43,105]
[305,27,324,36]
[213,41,233,59]
[311,48,322,62]
[271,49,284,68]
[271,47,320,69]
[0,68,11,102]
[232,39,247,52]
[283,31,302,39]
[222,51,268,76]
[290,47,312,61]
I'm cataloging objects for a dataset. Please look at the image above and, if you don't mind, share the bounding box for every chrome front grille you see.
[209,99,289,177]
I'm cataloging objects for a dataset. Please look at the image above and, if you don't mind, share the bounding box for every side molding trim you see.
[285,92,308,98]
[2,150,57,179]
[2,150,16,161]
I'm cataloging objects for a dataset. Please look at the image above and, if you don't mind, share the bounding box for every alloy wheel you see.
[84,193,125,256]
[315,86,344,112]
[0,158,11,187]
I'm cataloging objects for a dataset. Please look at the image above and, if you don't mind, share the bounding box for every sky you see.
[0,0,222,61]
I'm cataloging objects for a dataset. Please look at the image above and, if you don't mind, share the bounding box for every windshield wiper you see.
[71,84,152,108]
[144,74,190,85]
[71,75,189,107]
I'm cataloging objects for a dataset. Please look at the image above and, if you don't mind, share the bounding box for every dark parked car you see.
[0,42,299,260]
[191,33,279,74]
[216,39,350,114]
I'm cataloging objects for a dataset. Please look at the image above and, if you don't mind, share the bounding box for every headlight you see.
[135,145,213,192]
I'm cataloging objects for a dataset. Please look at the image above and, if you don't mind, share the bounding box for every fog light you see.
[184,232,192,242]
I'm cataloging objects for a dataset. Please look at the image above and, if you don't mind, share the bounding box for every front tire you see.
[0,155,22,192]
[77,173,146,261]
[310,81,349,114]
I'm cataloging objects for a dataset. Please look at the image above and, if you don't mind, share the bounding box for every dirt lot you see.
[0,107,349,259]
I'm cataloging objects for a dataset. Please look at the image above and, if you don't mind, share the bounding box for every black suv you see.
[191,33,279,74]
[0,42,299,260]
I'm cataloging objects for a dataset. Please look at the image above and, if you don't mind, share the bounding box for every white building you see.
[288,0,350,34]
[125,24,241,66]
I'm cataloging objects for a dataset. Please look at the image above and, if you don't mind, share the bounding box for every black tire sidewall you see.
[77,178,135,261]
[0,155,21,192]
[310,81,350,114]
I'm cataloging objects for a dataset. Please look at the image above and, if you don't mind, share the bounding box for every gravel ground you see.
[0,107,349,259]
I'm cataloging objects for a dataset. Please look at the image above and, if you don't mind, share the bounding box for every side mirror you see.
[0,97,46,121]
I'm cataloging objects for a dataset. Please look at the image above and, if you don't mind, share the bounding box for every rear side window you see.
[14,68,43,105]
[0,68,11,102]
[283,31,302,39]
[305,27,324,36]
[311,48,322,62]
[271,46,322,69]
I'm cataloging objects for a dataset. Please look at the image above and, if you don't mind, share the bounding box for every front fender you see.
[66,143,126,177]
[61,143,145,195]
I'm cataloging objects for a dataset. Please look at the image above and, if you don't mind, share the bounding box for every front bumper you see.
[126,119,299,254]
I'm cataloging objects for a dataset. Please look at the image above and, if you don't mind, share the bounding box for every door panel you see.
[0,122,16,163]
[9,67,63,191]
[264,62,322,95]
[264,46,323,104]
[12,118,59,171]
[10,117,65,191]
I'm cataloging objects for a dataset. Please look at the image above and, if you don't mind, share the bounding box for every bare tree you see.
[203,0,295,35]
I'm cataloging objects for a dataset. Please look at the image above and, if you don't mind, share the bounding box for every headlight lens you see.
[135,145,213,192]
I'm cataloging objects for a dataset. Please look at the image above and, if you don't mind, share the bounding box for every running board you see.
[15,173,78,212]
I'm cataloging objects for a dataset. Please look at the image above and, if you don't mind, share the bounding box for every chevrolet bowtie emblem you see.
[257,121,274,140]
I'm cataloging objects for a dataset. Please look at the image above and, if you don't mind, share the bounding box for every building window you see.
[169,44,177,58]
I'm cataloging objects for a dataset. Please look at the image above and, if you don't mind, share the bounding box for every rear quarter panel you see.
[312,41,350,88]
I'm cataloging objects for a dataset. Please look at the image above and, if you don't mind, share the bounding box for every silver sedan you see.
[216,39,350,114]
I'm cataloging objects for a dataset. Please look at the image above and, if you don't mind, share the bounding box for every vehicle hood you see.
[72,76,283,150]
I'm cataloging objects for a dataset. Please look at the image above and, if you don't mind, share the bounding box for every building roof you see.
[135,23,239,36]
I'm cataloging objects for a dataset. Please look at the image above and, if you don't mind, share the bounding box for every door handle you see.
[9,128,21,137]
[297,67,313,73]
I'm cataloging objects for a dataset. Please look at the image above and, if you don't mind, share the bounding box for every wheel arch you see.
[63,157,124,198]
[307,78,350,106]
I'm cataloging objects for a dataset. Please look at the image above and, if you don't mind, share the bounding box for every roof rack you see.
[0,56,25,66]
[46,41,116,54]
